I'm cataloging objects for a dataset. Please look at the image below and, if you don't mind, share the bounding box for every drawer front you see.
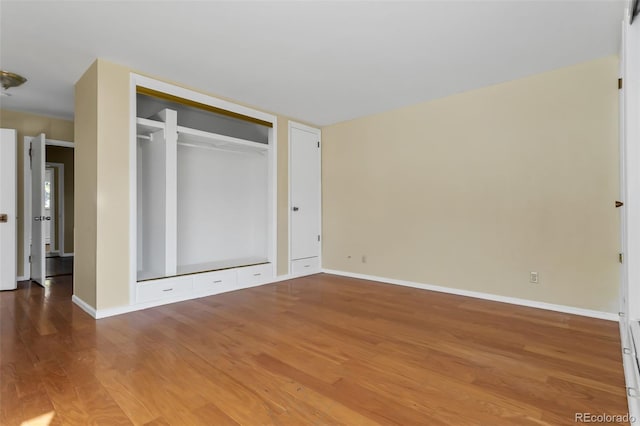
[236,263,273,288]
[291,257,320,276]
[193,269,238,296]
[137,276,193,303]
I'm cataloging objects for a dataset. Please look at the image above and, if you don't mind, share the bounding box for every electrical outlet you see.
[362,255,367,263]
[530,271,539,284]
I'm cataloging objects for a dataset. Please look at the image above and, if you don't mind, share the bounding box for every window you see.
[44,180,51,210]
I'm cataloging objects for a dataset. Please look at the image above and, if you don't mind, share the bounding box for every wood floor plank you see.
[0,274,628,425]
[94,368,157,425]
[190,403,241,426]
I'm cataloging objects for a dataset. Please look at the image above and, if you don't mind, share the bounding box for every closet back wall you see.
[176,144,268,268]
[322,56,620,313]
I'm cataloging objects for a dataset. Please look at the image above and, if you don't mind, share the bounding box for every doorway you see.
[44,162,72,277]
[23,136,75,285]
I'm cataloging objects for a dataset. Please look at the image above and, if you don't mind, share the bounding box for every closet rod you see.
[137,86,273,128]
[136,134,152,140]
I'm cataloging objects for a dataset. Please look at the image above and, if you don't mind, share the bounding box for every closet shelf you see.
[177,125,269,154]
[137,269,166,282]
[176,257,269,276]
[136,117,269,154]
[137,258,270,282]
[136,117,165,137]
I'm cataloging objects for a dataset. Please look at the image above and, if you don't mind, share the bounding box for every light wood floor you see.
[0,273,628,425]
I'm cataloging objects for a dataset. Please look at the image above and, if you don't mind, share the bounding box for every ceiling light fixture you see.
[0,70,27,96]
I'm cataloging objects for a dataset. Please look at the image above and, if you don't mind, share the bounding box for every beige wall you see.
[74,61,98,307]
[75,59,308,310]
[0,109,74,277]
[322,56,620,313]
[75,59,135,309]
[45,146,74,254]
[94,60,131,310]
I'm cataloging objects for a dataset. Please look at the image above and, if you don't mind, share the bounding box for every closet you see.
[289,122,322,276]
[132,77,276,305]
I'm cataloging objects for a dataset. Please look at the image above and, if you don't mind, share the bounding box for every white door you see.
[0,129,17,290]
[290,123,321,263]
[30,134,46,286]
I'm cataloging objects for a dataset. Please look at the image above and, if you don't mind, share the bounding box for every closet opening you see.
[130,74,277,304]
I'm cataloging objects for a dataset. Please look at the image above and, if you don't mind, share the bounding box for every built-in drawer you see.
[291,257,320,276]
[193,269,238,296]
[236,263,273,288]
[136,276,193,304]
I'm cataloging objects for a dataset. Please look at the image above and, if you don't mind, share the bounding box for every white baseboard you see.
[95,294,197,319]
[266,273,296,283]
[72,295,97,318]
[74,293,208,323]
[95,306,137,319]
[287,271,322,280]
[60,252,74,258]
[16,275,27,282]
[322,268,619,321]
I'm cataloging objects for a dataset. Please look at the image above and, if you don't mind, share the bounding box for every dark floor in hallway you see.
[45,256,73,277]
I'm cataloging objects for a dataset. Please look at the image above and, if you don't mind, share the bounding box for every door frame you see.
[45,162,65,257]
[619,26,628,320]
[287,121,322,275]
[622,11,640,322]
[22,138,74,280]
[619,6,640,420]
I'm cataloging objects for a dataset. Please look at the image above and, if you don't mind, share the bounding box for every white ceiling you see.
[0,0,626,126]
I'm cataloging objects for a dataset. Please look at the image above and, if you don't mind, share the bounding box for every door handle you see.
[616,201,624,208]
[292,207,299,211]
[0,214,7,223]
